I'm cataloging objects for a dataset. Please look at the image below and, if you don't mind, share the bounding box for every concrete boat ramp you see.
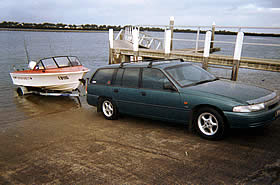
[0,103,280,184]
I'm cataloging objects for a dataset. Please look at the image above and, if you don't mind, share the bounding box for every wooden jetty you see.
[108,17,280,81]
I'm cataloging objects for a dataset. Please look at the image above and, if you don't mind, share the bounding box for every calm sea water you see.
[0,30,279,127]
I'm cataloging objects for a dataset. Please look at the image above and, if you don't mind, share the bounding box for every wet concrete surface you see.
[0,105,280,184]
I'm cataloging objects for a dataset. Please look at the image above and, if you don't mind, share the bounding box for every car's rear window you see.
[91,68,115,85]
[113,68,124,86]
[122,68,140,88]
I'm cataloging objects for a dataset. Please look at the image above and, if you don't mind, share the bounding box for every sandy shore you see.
[0,106,280,184]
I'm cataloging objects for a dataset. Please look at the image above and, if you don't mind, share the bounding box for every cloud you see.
[0,0,279,28]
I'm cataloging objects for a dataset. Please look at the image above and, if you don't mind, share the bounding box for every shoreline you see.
[1,27,280,37]
[0,28,108,33]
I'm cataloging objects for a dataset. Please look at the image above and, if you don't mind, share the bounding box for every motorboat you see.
[10,56,89,95]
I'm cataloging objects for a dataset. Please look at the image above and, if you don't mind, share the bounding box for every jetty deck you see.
[109,19,280,80]
[112,40,280,72]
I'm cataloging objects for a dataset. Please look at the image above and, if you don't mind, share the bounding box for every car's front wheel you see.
[101,99,118,120]
[194,107,227,140]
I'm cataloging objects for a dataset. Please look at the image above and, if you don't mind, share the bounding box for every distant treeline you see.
[1,21,279,37]
[0,21,122,31]
[173,28,280,37]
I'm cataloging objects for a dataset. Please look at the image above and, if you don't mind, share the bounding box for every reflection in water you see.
[14,94,82,119]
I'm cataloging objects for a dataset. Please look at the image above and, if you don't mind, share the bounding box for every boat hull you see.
[10,70,89,91]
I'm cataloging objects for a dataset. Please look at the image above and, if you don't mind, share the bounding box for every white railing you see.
[137,23,280,56]
[138,32,163,50]
[115,26,163,50]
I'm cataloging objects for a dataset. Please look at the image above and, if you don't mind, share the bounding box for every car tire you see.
[194,107,227,140]
[101,98,118,120]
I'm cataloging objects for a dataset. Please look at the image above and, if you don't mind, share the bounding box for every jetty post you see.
[169,16,175,51]
[132,28,139,61]
[164,29,172,57]
[231,32,244,81]
[195,27,200,53]
[202,31,212,70]
[109,29,114,64]
[210,22,216,50]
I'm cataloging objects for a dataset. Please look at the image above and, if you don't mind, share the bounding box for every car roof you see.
[98,59,191,70]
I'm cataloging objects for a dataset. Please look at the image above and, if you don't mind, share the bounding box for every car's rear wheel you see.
[194,107,226,140]
[101,99,118,120]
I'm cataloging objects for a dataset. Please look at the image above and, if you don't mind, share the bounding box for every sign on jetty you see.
[108,17,280,81]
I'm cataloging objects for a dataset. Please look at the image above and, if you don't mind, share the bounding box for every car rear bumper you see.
[87,94,99,107]
[224,104,280,128]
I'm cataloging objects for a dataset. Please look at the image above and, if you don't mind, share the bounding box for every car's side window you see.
[142,68,170,90]
[113,68,124,86]
[122,68,140,88]
[91,69,115,85]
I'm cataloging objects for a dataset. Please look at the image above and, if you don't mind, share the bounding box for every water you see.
[0,31,109,126]
[0,31,279,127]
[145,31,280,59]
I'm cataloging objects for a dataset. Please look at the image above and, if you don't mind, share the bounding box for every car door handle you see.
[113,89,119,93]
[141,92,146,96]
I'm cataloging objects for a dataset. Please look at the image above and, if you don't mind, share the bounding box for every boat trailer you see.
[16,78,88,97]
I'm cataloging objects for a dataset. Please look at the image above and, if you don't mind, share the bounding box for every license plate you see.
[276,109,280,118]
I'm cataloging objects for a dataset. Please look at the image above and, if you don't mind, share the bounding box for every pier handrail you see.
[113,24,280,54]
[134,24,280,53]
[115,29,123,40]
[116,26,163,50]
[136,24,280,30]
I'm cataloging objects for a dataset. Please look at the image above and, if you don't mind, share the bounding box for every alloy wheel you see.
[102,100,114,118]
[197,112,219,136]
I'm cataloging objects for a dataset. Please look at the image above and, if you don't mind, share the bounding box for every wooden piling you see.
[169,16,174,51]
[195,27,200,53]
[202,57,209,70]
[231,59,240,81]
[202,31,212,70]
[210,22,216,50]
[164,29,172,57]
[109,29,114,64]
[132,29,139,62]
[231,32,244,81]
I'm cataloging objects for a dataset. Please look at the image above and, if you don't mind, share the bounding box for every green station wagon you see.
[87,60,280,140]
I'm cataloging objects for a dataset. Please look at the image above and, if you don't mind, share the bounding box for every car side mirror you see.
[163,80,176,91]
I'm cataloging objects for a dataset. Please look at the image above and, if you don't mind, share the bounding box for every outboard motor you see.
[28,61,37,70]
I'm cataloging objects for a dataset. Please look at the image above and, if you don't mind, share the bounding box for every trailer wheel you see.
[16,86,29,96]
[17,87,24,96]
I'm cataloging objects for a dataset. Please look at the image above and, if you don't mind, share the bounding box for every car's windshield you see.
[165,64,217,86]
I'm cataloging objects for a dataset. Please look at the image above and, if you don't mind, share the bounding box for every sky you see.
[1,0,280,28]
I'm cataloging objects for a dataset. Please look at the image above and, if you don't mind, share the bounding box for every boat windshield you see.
[41,58,57,69]
[165,64,217,87]
[38,56,81,69]
[68,56,81,66]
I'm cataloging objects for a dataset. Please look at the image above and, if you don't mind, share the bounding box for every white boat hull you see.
[10,71,88,91]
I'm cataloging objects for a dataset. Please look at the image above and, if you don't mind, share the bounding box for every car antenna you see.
[24,39,30,63]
